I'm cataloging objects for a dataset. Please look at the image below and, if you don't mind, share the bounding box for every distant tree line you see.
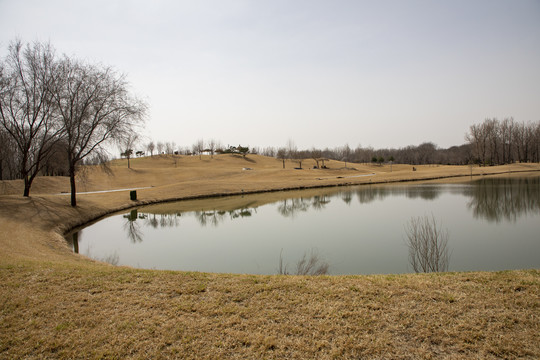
[143,138,250,159]
[0,39,146,205]
[251,140,474,168]
[465,118,540,165]
[143,118,539,170]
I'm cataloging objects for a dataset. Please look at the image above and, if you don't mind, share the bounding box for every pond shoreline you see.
[70,170,540,274]
[61,167,540,238]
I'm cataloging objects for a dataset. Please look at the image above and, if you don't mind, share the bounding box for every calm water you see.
[67,177,540,275]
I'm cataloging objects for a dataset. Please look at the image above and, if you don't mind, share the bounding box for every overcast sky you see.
[1,0,539,150]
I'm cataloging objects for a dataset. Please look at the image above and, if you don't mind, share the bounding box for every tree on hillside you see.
[156,141,164,155]
[207,139,218,158]
[52,57,146,206]
[147,141,155,156]
[0,40,64,196]
[120,133,140,170]
[310,148,322,168]
[340,144,351,168]
[286,139,297,162]
[193,139,204,159]
[237,145,249,158]
[277,147,287,168]
[165,141,175,155]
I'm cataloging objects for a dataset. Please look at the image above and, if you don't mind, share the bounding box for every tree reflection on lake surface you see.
[465,177,540,223]
[67,176,540,274]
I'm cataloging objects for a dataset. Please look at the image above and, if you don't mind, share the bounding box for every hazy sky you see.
[1,0,539,150]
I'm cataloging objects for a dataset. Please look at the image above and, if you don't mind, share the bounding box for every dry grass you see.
[1,154,539,359]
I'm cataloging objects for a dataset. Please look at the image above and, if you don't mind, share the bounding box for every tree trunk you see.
[69,165,77,207]
[23,176,31,197]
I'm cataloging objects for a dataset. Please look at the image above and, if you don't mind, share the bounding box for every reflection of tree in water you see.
[341,191,353,205]
[68,232,80,253]
[158,213,181,228]
[195,211,218,227]
[466,177,540,223]
[355,187,380,204]
[278,198,311,218]
[127,208,257,230]
[229,208,254,219]
[66,231,118,265]
[194,208,255,227]
[403,186,441,200]
[123,209,143,243]
[354,185,442,204]
[311,195,330,210]
[130,213,182,229]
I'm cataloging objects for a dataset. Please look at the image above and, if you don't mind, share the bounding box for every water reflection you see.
[67,232,120,265]
[349,177,539,222]
[117,177,540,232]
[277,198,311,218]
[355,185,442,204]
[341,191,353,205]
[67,232,80,254]
[68,176,539,274]
[123,209,143,243]
[194,208,255,226]
[311,195,331,210]
[466,177,540,223]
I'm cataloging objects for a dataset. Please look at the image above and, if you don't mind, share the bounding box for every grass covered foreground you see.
[1,155,539,359]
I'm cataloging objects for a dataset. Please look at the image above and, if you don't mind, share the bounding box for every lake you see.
[67,176,540,275]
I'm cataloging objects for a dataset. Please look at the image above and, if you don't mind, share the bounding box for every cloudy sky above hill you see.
[1,0,539,150]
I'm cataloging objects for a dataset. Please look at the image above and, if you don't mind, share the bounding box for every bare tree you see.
[146,141,155,156]
[276,147,287,169]
[165,141,174,155]
[278,248,329,275]
[295,249,330,275]
[405,214,450,273]
[52,57,146,206]
[120,133,139,170]
[207,139,217,158]
[0,40,63,196]
[500,118,515,164]
[193,139,204,159]
[311,148,322,168]
[286,139,297,161]
[340,144,351,168]
[466,118,539,165]
[466,123,488,165]
[156,141,164,155]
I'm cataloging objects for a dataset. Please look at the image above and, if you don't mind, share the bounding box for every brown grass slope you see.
[1,154,539,359]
